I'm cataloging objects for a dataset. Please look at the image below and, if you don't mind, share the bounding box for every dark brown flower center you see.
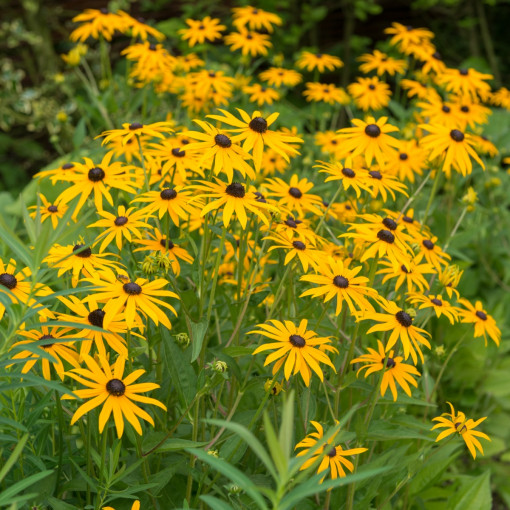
[88,167,105,182]
[459,68,468,76]
[249,116,268,133]
[225,182,245,198]
[422,239,434,250]
[160,237,175,249]
[403,215,413,223]
[431,298,442,306]
[123,282,142,295]
[364,124,381,138]
[114,216,128,226]
[401,264,410,273]
[160,188,177,200]
[441,105,451,113]
[382,217,397,230]
[129,122,143,130]
[0,273,17,289]
[460,106,469,113]
[377,229,395,244]
[399,153,408,161]
[292,241,306,250]
[369,170,382,180]
[172,147,186,157]
[342,167,355,178]
[396,310,413,327]
[333,275,349,288]
[475,310,487,321]
[149,43,157,51]
[215,134,232,148]
[39,333,55,348]
[62,163,74,170]
[100,8,109,14]
[246,34,253,40]
[432,51,442,60]
[73,244,92,258]
[369,84,376,90]
[48,205,58,213]
[450,129,464,142]
[88,308,105,327]
[327,446,337,457]
[106,378,126,396]
[289,334,306,347]
[284,218,299,228]
[288,187,302,198]
[386,357,396,368]
[254,191,266,203]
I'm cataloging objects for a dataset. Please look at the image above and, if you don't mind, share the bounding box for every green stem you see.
[137,136,150,193]
[54,391,65,498]
[421,169,442,231]
[206,226,227,323]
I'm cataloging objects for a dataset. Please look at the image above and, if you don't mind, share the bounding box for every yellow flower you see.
[224,29,272,57]
[358,50,406,76]
[250,319,337,386]
[436,67,493,102]
[259,67,302,88]
[407,293,460,324]
[432,402,490,459]
[458,299,501,346]
[348,76,391,111]
[179,16,226,47]
[103,500,140,510]
[303,82,350,105]
[29,193,69,229]
[296,51,343,73]
[352,340,421,401]
[242,83,280,106]
[70,8,131,42]
[98,122,174,146]
[231,6,282,32]
[64,355,166,438]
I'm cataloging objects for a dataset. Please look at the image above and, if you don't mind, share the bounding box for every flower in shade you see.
[85,271,179,330]
[189,179,274,229]
[348,76,391,111]
[207,109,302,172]
[300,257,378,315]
[29,193,69,228]
[88,206,151,252]
[178,17,226,47]
[432,402,490,459]
[457,298,501,346]
[351,340,421,401]
[250,319,337,386]
[336,117,400,169]
[224,29,272,57]
[97,122,174,146]
[231,6,282,32]
[10,321,80,380]
[44,242,124,288]
[296,51,343,73]
[419,124,485,177]
[361,298,431,364]
[295,421,367,481]
[64,355,166,438]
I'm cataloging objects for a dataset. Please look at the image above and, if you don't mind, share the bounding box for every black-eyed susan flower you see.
[401,79,433,100]
[358,50,406,76]
[189,179,274,229]
[264,231,323,272]
[134,229,194,276]
[458,299,501,346]
[29,193,69,228]
[273,216,318,245]
[300,257,378,315]
[178,16,226,47]
[420,124,485,176]
[295,421,367,480]
[437,264,463,299]
[296,51,343,73]
[366,169,408,202]
[264,175,323,217]
[377,258,434,294]
[85,271,178,330]
[182,120,254,182]
[384,22,434,53]
[432,402,490,459]
[0,258,53,320]
[416,95,461,129]
[351,340,421,401]
[415,235,451,271]
[242,83,280,106]
[64,355,166,438]
[70,8,130,42]
[122,42,176,84]
[472,134,498,158]
[231,6,282,32]
[34,161,78,181]
[452,98,491,131]
[408,293,460,324]
[56,295,128,359]
[132,186,198,225]
[362,298,431,364]
[336,116,400,169]
[122,13,165,41]
[207,109,302,172]
[314,131,345,159]
[436,67,492,102]
[303,83,350,105]
[44,242,123,288]
[259,67,302,88]
[56,153,138,220]
[384,140,427,183]
[250,319,337,386]
[224,29,272,57]
[491,87,510,110]
[10,322,79,381]
[88,206,151,252]
[348,76,391,111]
[98,122,174,146]
[315,159,370,198]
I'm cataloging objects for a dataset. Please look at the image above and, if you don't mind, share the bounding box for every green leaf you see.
[199,495,235,510]
[190,317,209,362]
[158,438,210,451]
[46,496,80,510]
[187,448,270,510]
[450,471,492,510]
[222,346,254,357]
[0,469,53,506]
[0,433,28,483]
[278,391,294,471]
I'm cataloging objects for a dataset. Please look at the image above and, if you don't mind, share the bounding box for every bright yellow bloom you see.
[29,193,69,229]
[98,122,174,146]
[259,67,302,88]
[250,319,337,386]
[358,50,406,76]
[408,293,460,324]
[224,30,272,57]
[296,51,343,73]
[231,6,282,32]
[348,76,391,111]
[243,83,280,106]
[436,67,493,102]
[179,17,226,47]
[70,8,131,42]
[458,299,501,346]
[303,82,350,105]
